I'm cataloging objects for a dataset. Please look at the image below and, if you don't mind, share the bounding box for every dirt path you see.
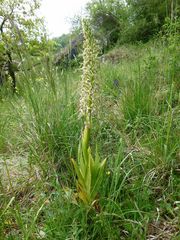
[0,154,30,190]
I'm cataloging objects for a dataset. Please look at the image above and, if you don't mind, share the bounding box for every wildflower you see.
[72,19,106,208]
[79,19,99,124]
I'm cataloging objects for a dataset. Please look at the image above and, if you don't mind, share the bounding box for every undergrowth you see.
[0,31,179,239]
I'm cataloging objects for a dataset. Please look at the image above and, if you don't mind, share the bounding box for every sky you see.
[39,0,90,38]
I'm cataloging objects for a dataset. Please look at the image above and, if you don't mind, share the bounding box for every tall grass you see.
[0,24,179,239]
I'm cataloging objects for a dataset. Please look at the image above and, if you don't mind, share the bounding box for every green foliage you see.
[126,0,172,41]
[161,17,180,90]
[53,34,71,52]
[86,0,127,48]
[83,0,180,47]
[0,10,180,240]
[72,126,106,206]
[0,0,48,92]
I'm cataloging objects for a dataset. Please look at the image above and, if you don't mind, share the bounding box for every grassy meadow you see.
[0,36,180,239]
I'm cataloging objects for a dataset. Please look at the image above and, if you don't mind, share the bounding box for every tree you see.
[0,0,46,92]
[86,0,127,49]
[83,0,179,45]
[126,0,179,41]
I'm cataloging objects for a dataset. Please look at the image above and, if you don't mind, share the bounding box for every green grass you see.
[0,36,179,239]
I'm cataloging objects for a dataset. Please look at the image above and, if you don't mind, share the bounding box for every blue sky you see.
[39,0,90,37]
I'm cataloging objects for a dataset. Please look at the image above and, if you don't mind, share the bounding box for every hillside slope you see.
[0,39,180,239]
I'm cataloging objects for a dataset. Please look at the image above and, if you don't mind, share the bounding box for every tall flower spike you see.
[71,19,106,208]
[79,19,99,125]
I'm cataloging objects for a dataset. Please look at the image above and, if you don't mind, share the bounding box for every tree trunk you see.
[171,0,174,21]
[7,51,16,93]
